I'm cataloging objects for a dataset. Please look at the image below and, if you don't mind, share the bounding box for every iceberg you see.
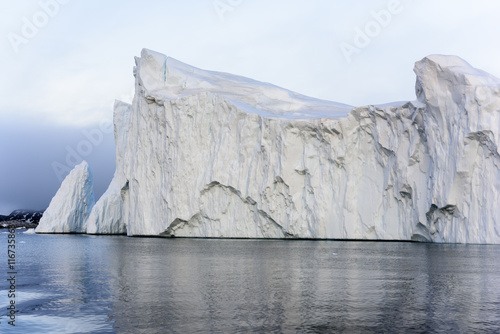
[47,49,500,243]
[86,101,130,235]
[36,161,95,233]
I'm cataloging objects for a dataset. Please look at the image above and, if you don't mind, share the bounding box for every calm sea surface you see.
[1,229,499,333]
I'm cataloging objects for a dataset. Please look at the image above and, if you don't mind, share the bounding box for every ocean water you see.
[1,230,499,333]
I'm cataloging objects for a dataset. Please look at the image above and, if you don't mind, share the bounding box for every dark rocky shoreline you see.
[0,220,38,229]
[0,210,43,229]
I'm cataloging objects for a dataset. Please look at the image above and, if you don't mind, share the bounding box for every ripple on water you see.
[0,234,499,333]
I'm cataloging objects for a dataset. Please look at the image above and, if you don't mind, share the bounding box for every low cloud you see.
[0,115,115,215]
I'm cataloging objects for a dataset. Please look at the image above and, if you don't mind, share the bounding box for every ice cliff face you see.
[51,49,500,243]
[86,101,130,235]
[411,56,500,243]
[36,161,95,233]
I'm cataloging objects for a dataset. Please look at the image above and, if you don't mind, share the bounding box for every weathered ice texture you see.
[86,101,130,235]
[36,161,95,233]
[50,49,500,243]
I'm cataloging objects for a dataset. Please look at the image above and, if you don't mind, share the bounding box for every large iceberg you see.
[36,161,95,233]
[54,49,500,243]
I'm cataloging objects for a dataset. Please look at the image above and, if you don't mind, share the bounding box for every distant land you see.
[0,209,44,228]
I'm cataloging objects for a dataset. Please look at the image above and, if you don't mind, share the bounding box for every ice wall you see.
[86,100,130,235]
[51,49,500,243]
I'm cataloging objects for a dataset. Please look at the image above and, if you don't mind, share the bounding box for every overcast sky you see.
[1,0,500,215]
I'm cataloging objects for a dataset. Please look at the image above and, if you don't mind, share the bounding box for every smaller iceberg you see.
[36,161,95,233]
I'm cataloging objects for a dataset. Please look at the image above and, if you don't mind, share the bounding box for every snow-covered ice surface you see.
[36,161,95,233]
[45,49,500,243]
[137,49,352,120]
